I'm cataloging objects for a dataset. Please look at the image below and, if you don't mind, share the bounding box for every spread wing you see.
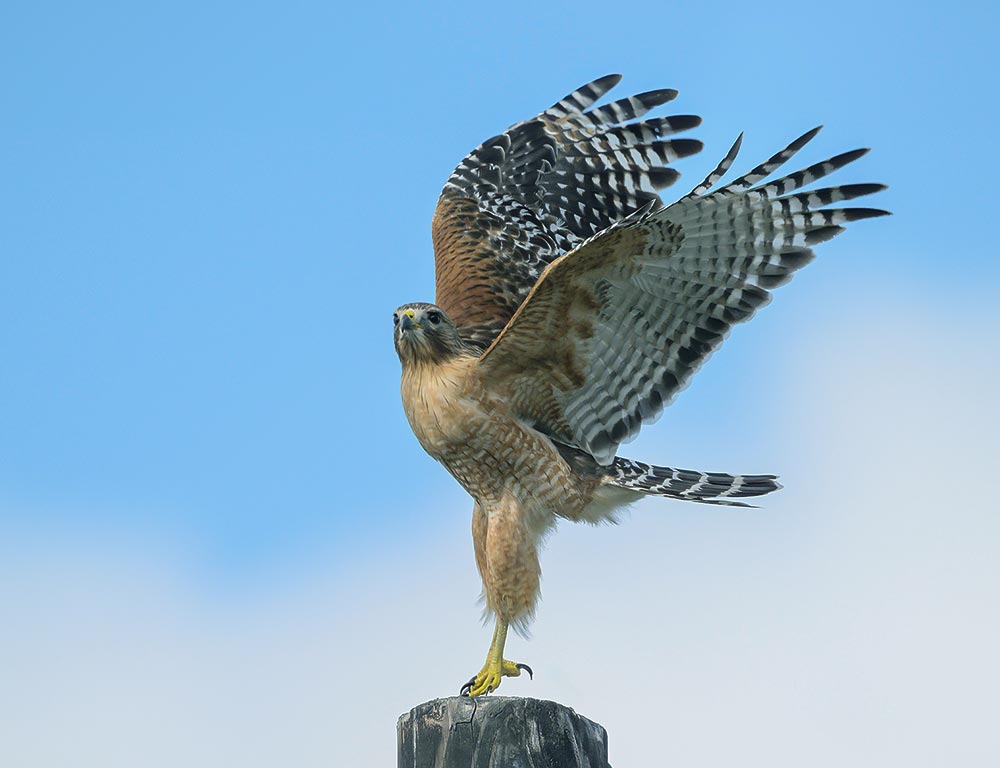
[477,127,890,464]
[433,75,703,349]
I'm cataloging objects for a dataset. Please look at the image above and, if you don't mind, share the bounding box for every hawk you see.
[393,75,887,697]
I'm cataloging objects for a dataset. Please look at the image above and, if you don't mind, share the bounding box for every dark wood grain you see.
[397,696,610,767]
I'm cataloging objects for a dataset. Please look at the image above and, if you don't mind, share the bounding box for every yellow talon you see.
[501,660,526,677]
[459,619,533,697]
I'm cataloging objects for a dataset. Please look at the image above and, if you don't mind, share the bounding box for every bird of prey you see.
[393,75,887,697]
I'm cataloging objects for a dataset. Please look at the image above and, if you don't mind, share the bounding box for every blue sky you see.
[2,2,999,765]
[2,0,994,575]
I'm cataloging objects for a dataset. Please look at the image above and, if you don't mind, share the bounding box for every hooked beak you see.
[400,310,418,331]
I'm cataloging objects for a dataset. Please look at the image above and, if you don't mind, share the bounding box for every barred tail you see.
[609,457,781,507]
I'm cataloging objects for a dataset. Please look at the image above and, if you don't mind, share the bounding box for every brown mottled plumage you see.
[395,304,627,635]
[395,76,888,696]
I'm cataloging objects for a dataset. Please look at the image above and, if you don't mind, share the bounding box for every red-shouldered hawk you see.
[393,75,887,697]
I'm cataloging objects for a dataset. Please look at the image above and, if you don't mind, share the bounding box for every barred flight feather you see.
[433,76,703,349]
[609,458,781,507]
[479,127,888,465]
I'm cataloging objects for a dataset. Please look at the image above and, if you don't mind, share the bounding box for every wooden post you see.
[397,696,610,767]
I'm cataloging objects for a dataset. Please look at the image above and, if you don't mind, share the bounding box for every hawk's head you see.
[393,302,468,365]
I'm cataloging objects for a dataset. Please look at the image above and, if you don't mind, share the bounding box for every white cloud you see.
[2,305,997,767]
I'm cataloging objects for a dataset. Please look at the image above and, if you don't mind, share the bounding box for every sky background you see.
[2,1,998,766]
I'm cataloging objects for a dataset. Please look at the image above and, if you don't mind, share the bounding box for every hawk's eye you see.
[392,314,399,326]
[427,311,441,325]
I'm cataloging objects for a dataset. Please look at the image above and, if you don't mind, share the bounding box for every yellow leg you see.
[460,618,533,697]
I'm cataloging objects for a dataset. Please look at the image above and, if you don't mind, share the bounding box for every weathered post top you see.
[397,696,610,768]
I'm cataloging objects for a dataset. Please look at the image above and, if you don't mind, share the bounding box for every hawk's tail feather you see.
[609,457,781,508]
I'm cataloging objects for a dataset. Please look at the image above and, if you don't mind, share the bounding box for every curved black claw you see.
[460,676,477,697]
[516,663,533,680]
